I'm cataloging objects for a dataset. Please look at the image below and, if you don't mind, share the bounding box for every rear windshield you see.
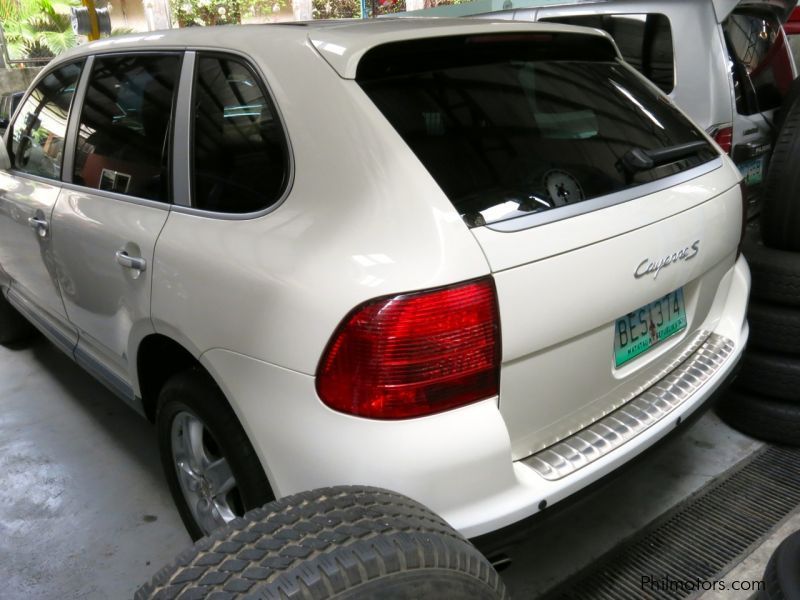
[357,33,717,227]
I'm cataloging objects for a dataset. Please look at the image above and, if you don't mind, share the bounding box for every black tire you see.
[773,77,800,137]
[748,300,800,355]
[0,292,33,345]
[760,529,800,600]
[717,390,800,446]
[157,368,274,541]
[136,486,507,600]
[737,350,800,403]
[742,229,800,306]
[761,93,800,252]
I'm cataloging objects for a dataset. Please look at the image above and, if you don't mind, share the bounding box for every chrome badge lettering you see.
[635,240,700,280]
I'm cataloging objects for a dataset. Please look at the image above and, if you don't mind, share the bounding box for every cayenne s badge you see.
[635,240,700,280]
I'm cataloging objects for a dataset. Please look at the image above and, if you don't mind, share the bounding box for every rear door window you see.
[73,54,181,201]
[357,33,716,227]
[724,10,793,114]
[540,14,675,93]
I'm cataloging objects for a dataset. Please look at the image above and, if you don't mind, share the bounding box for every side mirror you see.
[0,140,10,171]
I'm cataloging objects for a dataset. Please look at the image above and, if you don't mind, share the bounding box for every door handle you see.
[27,216,48,237]
[115,250,147,272]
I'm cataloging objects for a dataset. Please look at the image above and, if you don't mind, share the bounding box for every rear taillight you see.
[737,180,748,258]
[708,124,733,155]
[316,277,500,419]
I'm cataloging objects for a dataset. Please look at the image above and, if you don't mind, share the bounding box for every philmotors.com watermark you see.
[641,574,764,593]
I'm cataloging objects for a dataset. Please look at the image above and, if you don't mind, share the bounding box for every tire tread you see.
[761,95,800,251]
[137,487,507,600]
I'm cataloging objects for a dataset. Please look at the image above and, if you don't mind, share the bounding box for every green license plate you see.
[737,155,766,186]
[614,288,687,368]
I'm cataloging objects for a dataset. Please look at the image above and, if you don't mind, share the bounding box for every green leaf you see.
[39,28,76,53]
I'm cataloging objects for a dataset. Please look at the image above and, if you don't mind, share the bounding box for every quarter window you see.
[8,61,83,180]
[191,55,289,214]
[73,54,181,202]
[724,11,793,115]
[541,14,675,94]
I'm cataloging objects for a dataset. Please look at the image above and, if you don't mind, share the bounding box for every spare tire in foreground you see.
[136,486,508,600]
[717,390,800,446]
[760,529,800,600]
[742,229,800,307]
[761,89,800,252]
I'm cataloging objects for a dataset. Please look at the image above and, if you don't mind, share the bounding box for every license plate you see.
[737,155,766,186]
[614,288,687,368]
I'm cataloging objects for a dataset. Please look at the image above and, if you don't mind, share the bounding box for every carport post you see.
[82,0,101,41]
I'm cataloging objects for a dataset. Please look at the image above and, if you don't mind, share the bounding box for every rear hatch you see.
[356,29,742,459]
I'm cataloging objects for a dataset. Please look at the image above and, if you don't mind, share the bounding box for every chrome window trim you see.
[173,51,196,208]
[62,55,94,184]
[5,170,66,188]
[485,157,724,233]
[59,180,171,211]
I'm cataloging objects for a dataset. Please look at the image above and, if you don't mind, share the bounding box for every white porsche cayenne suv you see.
[0,18,749,543]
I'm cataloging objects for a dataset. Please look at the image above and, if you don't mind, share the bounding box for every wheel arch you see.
[136,333,204,422]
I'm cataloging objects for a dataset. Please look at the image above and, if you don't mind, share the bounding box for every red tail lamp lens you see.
[316,277,500,419]
[712,125,733,155]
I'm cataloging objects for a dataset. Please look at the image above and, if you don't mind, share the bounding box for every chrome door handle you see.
[27,216,48,237]
[115,250,147,272]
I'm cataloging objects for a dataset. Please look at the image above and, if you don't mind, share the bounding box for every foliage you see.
[110,26,137,36]
[311,0,358,19]
[311,0,405,19]
[170,0,287,26]
[1,0,78,60]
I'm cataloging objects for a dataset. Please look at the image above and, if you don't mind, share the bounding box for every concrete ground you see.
[0,332,785,599]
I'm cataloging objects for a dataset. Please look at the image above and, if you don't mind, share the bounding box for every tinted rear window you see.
[357,34,716,227]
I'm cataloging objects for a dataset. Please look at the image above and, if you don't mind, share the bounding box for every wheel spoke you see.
[176,460,200,491]
[170,409,240,535]
[206,457,235,497]
[186,418,209,470]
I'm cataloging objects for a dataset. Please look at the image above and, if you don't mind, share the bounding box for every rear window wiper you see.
[619,140,711,173]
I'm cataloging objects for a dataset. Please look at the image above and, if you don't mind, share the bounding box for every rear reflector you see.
[316,278,500,419]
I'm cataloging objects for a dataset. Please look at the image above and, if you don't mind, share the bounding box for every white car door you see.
[50,53,182,404]
[0,61,85,351]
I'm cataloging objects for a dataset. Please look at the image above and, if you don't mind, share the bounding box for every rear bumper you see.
[471,351,742,556]
[445,255,750,538]
[203,255,750,540]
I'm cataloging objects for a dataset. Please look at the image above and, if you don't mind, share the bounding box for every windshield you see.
[357,33,717,227]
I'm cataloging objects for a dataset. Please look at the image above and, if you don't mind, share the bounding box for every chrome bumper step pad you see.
[522,332,735,481]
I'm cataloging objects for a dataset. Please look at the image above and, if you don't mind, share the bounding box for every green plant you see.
[170,0,287,26]
[311,0,406,19]
[311,0,359,19]
[1,0,78,60]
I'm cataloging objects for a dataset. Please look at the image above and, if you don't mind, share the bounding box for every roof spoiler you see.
[712,0,796,23]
